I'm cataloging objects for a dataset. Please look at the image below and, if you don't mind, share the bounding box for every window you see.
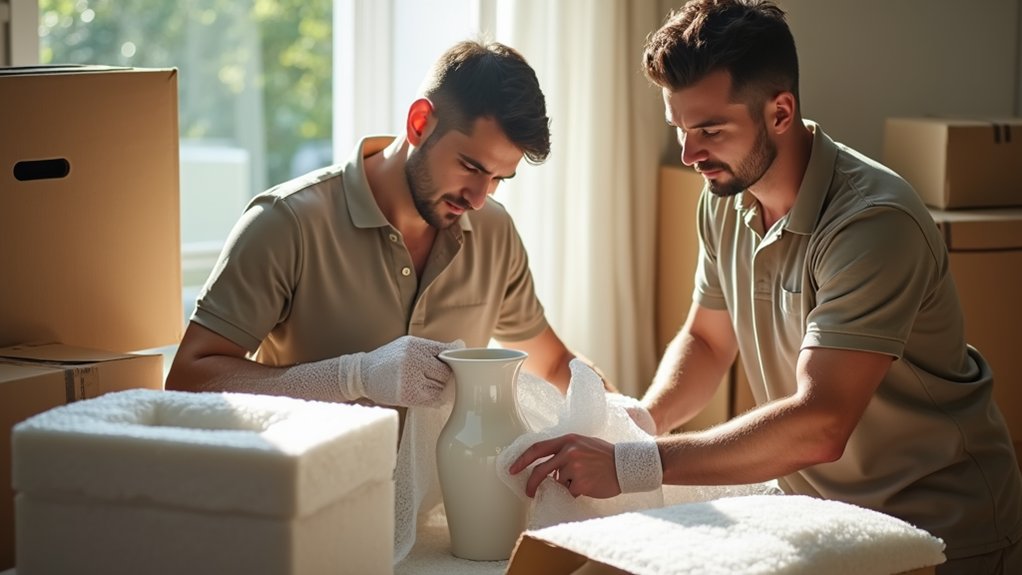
[30,0,481,369]
[40,0,335,324]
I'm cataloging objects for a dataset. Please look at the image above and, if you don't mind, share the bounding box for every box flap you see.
[0,343,138,365]
[0,67,183,351]
[506,534,588,575]
[0,65,131,76]
[929,208,1022,250]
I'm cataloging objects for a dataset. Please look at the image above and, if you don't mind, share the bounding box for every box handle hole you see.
[13,158,71,181]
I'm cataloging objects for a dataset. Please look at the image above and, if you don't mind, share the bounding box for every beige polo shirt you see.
[192,136,549,367]
[694,121,1022,558]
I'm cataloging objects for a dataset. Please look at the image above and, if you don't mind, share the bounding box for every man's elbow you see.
[164,363,200,392]
[808,419,855,465]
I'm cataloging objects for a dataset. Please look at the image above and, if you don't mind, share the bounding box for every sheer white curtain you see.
[490,0,667,395]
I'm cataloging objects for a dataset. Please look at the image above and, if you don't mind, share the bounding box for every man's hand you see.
[508,434,621,499]
[339,336,465,407]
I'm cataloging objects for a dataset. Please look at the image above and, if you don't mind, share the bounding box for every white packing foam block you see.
[12,389,398,517]
[15,478,393,575]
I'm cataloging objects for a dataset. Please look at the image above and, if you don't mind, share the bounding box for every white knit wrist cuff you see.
[336,353,367,401]
[614,440,663,493]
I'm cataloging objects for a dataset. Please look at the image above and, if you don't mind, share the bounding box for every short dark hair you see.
[420,40,551,164]
[642,0,800,115]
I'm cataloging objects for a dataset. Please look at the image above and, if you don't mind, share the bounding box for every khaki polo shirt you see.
[694,121,1022,557]
[192,136,548,366]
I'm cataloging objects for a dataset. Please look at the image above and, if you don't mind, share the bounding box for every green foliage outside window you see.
[39,0,333,190]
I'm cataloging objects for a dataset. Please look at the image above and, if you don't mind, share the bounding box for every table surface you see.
[396,509,508,575]
[0,513,498,575]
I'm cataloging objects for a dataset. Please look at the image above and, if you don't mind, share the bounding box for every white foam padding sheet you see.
[13,389,397,516]
[15,478,393,575]
[521,494,947,575]
[12,389,398,575]
[395,359,780,566]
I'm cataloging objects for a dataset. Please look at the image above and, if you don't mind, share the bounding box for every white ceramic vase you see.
[436,347,529,561]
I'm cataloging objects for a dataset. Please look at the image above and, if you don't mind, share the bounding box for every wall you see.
[2,0,37,66]
[656,0,1020,161]
[0,1,9,66]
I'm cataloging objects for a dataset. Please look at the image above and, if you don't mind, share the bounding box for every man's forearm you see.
[642,329,734,434]
[167,353,351,403]
[657,393,841,485]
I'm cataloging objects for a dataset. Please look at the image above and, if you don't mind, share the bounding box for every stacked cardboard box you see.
[884,117,1022,466]
[655,165,749,430]
[883,118,1022,209]
[0,66,182,569]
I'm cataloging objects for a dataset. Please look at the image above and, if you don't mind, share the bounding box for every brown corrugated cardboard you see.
[655,165,705,355]
[930,208,1022,445]
[655,165,737,430]
[0,343,163,570]
[883,117,1022,209]
[0,66,182,351]
[656,165,730,430]
[0,66,182,570]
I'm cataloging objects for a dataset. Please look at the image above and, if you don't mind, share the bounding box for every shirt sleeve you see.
[491,215,549,342]
[191,194,303,352]
[803,206,940,358]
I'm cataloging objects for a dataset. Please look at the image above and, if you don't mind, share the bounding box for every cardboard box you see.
[0,344,163,570]
[655,165,737,431]
[930,208,1022,445]
[883,117,1022,209]
[0,66,182,570]
[0,66,182,351]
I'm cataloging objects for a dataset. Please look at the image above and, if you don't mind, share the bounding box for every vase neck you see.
[447,358,524,415]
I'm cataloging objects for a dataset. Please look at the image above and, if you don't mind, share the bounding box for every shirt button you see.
[401,267,412,277]
[389,233,398,242]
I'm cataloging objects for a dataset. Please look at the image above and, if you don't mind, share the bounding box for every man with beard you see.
[167,41,590,411]
[509,1,1022,572]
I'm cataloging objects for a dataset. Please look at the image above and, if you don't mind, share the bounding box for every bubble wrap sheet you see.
[393,359,779,566]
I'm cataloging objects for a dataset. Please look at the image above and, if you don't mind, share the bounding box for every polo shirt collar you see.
[343,136,473,234]
[784,120,838,235]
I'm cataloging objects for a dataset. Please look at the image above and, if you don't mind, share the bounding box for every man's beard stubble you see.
[404,138,453,230]
[699,122,777,198]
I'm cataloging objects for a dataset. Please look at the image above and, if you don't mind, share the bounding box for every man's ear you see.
[406,98,435,146]
[768,91,797,134]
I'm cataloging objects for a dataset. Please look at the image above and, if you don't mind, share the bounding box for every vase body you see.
[436,347,529,561]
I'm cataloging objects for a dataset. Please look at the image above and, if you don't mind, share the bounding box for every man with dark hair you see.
[168,40,587,411]
[509,2,1022,572]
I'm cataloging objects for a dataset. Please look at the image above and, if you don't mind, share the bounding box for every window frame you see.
[3,0,40,66]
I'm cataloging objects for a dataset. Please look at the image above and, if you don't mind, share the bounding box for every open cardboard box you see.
[0,65,182,569]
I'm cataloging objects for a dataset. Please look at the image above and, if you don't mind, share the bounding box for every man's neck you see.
[746,122,815,232]
[363,137,432,239]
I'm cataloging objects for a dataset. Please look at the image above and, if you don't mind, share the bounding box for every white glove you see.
[338,336,465,408]
[614,439,663,493]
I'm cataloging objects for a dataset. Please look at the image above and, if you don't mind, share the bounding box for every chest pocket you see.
[779,285,801,317]
[775,249,807,356]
